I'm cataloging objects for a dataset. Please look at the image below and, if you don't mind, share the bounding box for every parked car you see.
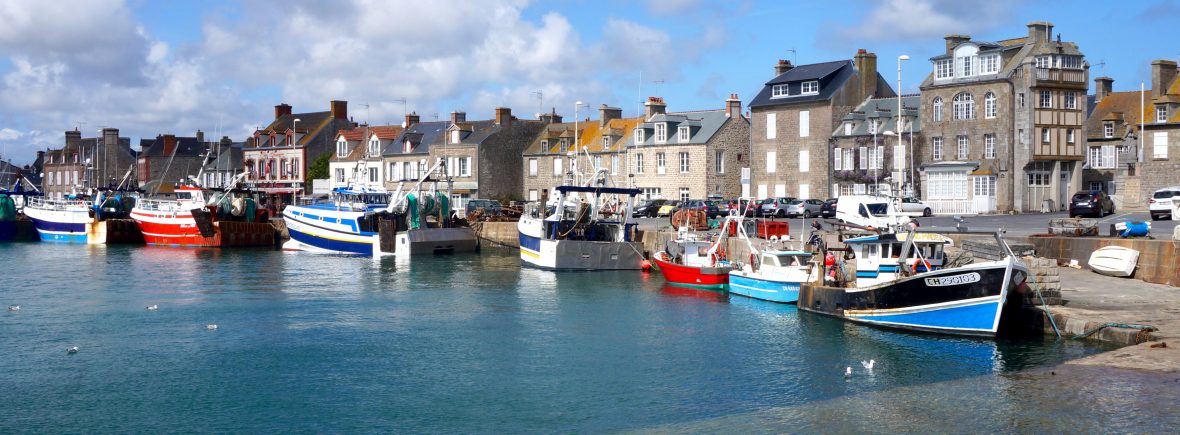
[759,197,796,218]
[710,199,730,216]
[819,198,837,218]
[465,199,503,216]
[782,199,824,218]
[1068,190,1114,218]
[656,200,681,217]
[728,198,757,216]
[680,199,722,218]
[632,199,669,218]
[898,197,933,217]
[1149,186,1180,221]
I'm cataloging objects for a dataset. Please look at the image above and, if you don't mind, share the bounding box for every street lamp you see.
[292,118,301,148]
[897,54,910,196]
[574,101,584,184]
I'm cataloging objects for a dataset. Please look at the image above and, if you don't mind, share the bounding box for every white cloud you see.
[827,0,1016,45]
[0,128,22,141]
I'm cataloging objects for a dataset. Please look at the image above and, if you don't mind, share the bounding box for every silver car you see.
[782,199,825,218]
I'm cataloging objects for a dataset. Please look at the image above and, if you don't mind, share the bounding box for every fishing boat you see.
[0,176,43,242]
[517,179,643,270]
[797,228,1030,337]
[23,190,139,243]
[0,192,17,241]
[282,159,476,256]
[129,173,274,247]
[652,201,759,290]
[1087,246,1139,277]
[728,248,818,303]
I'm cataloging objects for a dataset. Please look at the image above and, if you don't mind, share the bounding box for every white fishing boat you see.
[1087,246,1139,277]
[517,183,643,270]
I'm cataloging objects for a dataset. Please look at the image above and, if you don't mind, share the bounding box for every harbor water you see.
[1,243,1177,432]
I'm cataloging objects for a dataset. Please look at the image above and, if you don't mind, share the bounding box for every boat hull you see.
[1087,246,1138,277]
[728,270,802,303]
[798,259,1027,337]
[517,228,644,270]
[24,206,91,243]
[0,220,14,242]
[283,207,374,255]
[130,209,273,247]
[652,253,730,290]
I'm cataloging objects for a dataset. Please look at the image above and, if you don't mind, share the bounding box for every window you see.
[932,137,943,160]
[843,148,854,170]
[715,150,725,173]
[952,92,974,120]
[833,149,843,170]
[336,139,347,157]
[799,150,809,173]
[1061,55,1083,69]
[559,138,568,153]
[611,155,619,175]
[369,167,378,183]
[772,84,789,98]
[869,119,879,134]
[957,136,968,159]
[1157,106,1168,123]
[799,110,810,137]
[984,92,996,119]
[1089,181,1103,192]
[935,59,953,79]
[602,136,612,149]
[1065,91,1077,110]
[655,123,667,143]
[635,153,645,174]
[973,176,996,197]
[678,126,690,141]
[932,97,943,122]
[1018,93,1025,108]
[1088,146,1116,168]
[927,170,969,199]
[984,134,996,159]
[1067,129,1075,144]
[859,146,868,169]
[679,188,691,202]
[460,157,470,177]
[1100,122,1114,139]
[369,138,380,155]
[553,157,562,176]
[528,158,537,177]
[1154,132,1169,159]
[980,54,999,74]
[679,152,690,173]
[801,81,819,95]
[766,113,777,139]
[334,168,345,182]
[774,184,786,197]
[1035,56,1051,68]
[1039,90,1052,108]
[1027,161,1052,186]
[642,187,662,200]
[765,151,776,173]
[960,55,973,77]
[876,146,884,169]
[1042,128,1051,144]
[634,128,644,143]
[844,122,852,135]
[657,152,666,174]
[450,130,460,144]
[529,190,538,201]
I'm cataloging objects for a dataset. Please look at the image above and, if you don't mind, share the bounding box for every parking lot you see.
[636,210,1178,238]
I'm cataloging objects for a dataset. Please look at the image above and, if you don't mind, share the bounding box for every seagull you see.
[67,346,79,354]
[7,305,19,311]
[844,366,852,378]
[861,359,875,370]
[146,305,158,311]
[206,324,218,330]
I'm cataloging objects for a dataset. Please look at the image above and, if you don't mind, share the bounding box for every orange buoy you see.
[641,260,653,271]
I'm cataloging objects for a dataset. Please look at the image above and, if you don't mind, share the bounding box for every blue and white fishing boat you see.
[517,184,643,270]
[282,159,476,256]
[728,249,818,303]
[23,189,138,243]
[798,228,1030,337]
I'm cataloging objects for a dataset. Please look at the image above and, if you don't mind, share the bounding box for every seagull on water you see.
[67,346,79,354]
[206,324,218,330]
[8,305,19,311]
[844,366,852,378]
[146,304,158,311]
[861,359,875,370]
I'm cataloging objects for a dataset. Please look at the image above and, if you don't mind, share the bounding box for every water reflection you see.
[658,284,727,302]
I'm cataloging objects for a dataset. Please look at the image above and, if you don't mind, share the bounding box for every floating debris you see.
[205,324,218,331]
[7,305,19,311]
[844,366,852,378]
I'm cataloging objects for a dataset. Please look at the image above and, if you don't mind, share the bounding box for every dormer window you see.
[678,126,690,141]
[960,56,973,77]
[369,138,379,155]
[336,139,347,157]
[844,122,852,135]
[450,130,460,144]
[1103,122,1114,138]
[634,128,645,143]
[602,136,611,149]
[801,81,819,95]
[868,119,879,134]
[540,139,549,150]
[771,84,789,98]
[403,140,413,153]
[980,54,999,74]
[935,59,953,79]
[655,123,667,143]
[559,138,568,152]
[1157,106,1168,123]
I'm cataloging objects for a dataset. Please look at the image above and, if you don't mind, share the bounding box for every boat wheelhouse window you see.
[176,192,192,200]
[865,244,878,257]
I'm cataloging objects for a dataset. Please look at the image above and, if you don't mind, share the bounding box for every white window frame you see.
[932,97,943,122]
[715,150,725,173]
[635,153,645,174]
[844,148,854,171]
[980,54,999,74]
[602,136,612,149]
[1065,91,1077,110]
[1154,132,1169,159]
[1067,129,1075,144]
[799,150,809,173]
[771,84,789,98]
[957,136,968,159]
[953,92,974,120]
[766,151,776,173]
[858,146,868,169]
[1039,90,1052,108]
[679,188,691,202]
[336,139,347,157]
[633,128,644,144]
[611,154,619,175]
[984,92,996,119]
[528,158,537,177]
[935,59,953,79]
[678,126,690,142]
[678,152,689,173]
[553,157,562,177]
[960,55,973,77]
[460,157,471,177]
[766,113,777,139]
[657,152,667,175]
[1103,122,1114,139]
[369,138,380,155]
[801,81,819,95]
[655,123,668,143]
[984,134,996,159]
[932,137,943,160]
[1042,128,1051,144]
[1157,106,1168,123]
[833,148,842,170]
[799,110,810,137]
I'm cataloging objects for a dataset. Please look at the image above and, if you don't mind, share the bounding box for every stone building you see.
[137,131,217,192]
[330,124,403,190]
[247,101,357,205]
[918,21,1088,214]
[626,95,750,201]
[43,128,136,198]
[382,114,444,192]
[749,50,894,200]
[830,95,923,198]
[197,138,243,189]
[519,105,639,203]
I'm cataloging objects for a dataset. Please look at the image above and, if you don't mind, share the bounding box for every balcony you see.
[1034,68,1087,86]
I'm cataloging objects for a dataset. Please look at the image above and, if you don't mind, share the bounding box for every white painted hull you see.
[1088,246,1138,277]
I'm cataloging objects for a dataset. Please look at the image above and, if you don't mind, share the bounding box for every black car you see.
[1068,190,1114,218]
[632,199,669,218]
[680,199,721,218]
[465,199,503,216]
[819,198,837,218]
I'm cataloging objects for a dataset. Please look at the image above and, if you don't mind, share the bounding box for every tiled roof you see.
[1085,91,1149,140]
[265,111,333,146]
[140,136,206,157]
[384,121,448,156]
[749,60,858,108]
[631,110,730,146]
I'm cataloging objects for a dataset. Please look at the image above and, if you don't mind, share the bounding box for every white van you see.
[835,195,907,229]
[1149,186,1180,221]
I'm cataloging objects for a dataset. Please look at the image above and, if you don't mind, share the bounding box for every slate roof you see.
[749,60,857,108]
[140,135,207,157]
[833,95,923,137]
[384,121,448,156]
[448,120,500,146]
[334,125,405,162]
[630,110,731,146]
[200,143,243,171]
[263,111,334,146]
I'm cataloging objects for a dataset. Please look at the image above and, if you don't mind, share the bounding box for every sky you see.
[2,0,1179,164]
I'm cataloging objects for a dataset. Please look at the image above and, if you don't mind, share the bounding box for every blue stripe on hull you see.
[287,227,372,255]
[851,301,1001,332]
[0,221,15,241]
[37,231,88,243]
[728,274,800,303]
[518,232,541,252]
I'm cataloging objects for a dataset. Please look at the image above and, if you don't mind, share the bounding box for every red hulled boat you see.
[130,178,274,248]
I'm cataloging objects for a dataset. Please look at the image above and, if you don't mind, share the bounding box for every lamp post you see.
[292,118,301,148]
[897,54,910,196]
[574,101,584,185]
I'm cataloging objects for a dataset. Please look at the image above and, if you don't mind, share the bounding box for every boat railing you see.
[135,198,188,212]
[27,196,90,211]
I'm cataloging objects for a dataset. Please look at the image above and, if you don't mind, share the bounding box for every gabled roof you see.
[834,95,922,136]
[140,135,206,157]
[1086,91,1150,140]
[749,60,858,108]
[766,60,847,85]
[264,111,334,146]
[631,110,730,146]
[448,120,499,145]
[384,121,447,156]
[335,125,406,161]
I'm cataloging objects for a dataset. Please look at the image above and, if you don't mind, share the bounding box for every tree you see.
[306,153,331,183]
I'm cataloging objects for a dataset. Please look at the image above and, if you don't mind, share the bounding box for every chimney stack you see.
[275,103,292,120]
[195,129,204,144]
[1094,77,1114,102]
[644,96,666,119]
[854,49,879,101]
[1027,21,1053,44]
[330,100,348,120]
[725,93,742,118]
[1151,60,1177,99]
[451,111,466,124]
[163,134,177,156]
[404,112,420,128]
[774,59,794,77]
[65,130,82,149]
[539,108,563,124]
[944,34,970,55]
[495,107,513,127]
[599,104,622,127]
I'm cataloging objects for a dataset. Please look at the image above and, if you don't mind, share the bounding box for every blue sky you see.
[2,0,1179,164]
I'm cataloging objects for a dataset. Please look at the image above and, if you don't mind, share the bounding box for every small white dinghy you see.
[1088,246,1139,277]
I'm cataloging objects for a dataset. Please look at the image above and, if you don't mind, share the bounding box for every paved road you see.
[637,211,1178,238]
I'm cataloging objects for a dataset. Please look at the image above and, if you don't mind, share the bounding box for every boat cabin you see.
[842,232,949,287]
[533,185,640,243]
[330,187,390,211]
[757,250,815,273]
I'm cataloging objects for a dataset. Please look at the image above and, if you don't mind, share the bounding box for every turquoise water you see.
[0,243,1174,432]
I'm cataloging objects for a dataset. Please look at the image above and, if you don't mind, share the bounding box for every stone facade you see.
[475,108,545,202]
[830,95,923,198]
[42,128,136,198]
[248,101,356,204]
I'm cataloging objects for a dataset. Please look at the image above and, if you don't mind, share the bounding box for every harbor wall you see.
[1016,236,1179,287]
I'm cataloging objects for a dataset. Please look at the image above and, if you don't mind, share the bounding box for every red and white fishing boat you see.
[130,173,274,247]
[653,199,758,290]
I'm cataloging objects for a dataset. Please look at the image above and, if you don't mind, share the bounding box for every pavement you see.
[1049,266,1180,372]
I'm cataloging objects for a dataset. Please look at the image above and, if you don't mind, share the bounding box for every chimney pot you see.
[404,112,420,128]
[451,111,466,124]
[644,96,667,119]
[774,59,794,76]
[726,93,742,118]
